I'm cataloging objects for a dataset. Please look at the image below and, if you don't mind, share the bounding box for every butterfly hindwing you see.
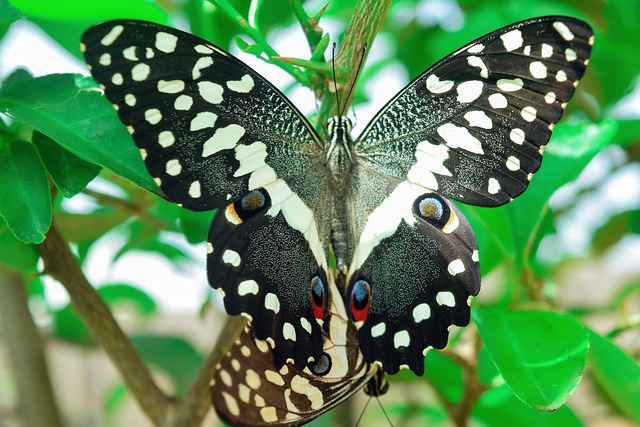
[81,20,323,212]
[355,16,593,207]
[346,182,480,375]
[212,277,378,426]
[207,188,330,368]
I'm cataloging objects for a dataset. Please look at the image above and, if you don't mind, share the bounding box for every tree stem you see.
[0,267,64,427]
[35,222,171,426]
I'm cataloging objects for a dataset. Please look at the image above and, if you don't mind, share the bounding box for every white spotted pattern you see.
[131,63,151,81]
[192,57,214,80]
[198,81,224,104]
[426,74,454,93]
[412,303,431,323]
[123,46,138,61]
[371,322,386,338]
[157,79,185,93]
[144,108,162,125]
[521,106,537,122]
[165,159,182,176]
[497,77,523,92]
[506,156,521,171]
[488,93,508,109]
[447,259,465,276]
[456,80,483,103]
[393,330,410,349]
[100,25,123,46]
[222,249,241,267]
[529,61,547,79]
[221,392,240,416]
[265,293,281,314]
[488,177,501,194]
[553,21,575,41]
[510,128,525,145]
[436,291,456,307]
[174,95,193,111]
[464,111,492,129]
[155,31,178,53]
[158,130,175,148]
[541,43,554,58]
[467,56,489,78]
[437,123,484,154]
[500,29,523,51]
[190,111,218,131]
[238,280,259,296]
[202,124,246,158]
[227,74,255,93]
[283,322,296,341]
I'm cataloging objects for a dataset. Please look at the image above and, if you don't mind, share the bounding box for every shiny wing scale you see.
[355,16,593,207]
[81,20,323,212]
[347,183,480,375]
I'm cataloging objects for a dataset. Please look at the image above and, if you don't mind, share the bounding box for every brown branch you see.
[173,316,247,427]
[0,267,64,427]
[35,221,171,426]
[316,0,392,126]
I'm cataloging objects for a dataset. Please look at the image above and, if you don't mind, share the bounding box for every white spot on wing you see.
[202,124,246,157]
[144,108,162,125]
[393,330,410,348]
[123,46,138,61]
[447,259,465,276]
[488,177,501,194]
[157,79,185,94]
[545,92,556,104]
[283,322,296,341]
[165,159,182,176]
[510,128,525,145]
[188,181,201,198]
[497,78,523,92]
[426,74,454,93]
[193,57,214,79]
[436,291,456,307]
[131,63,151,81]
[300,317,312,334]
[529,61,547,79]
[190,112,218,131]
[265,293,280,313]
[412,303,431,323]
[101,25,124,46]
[553,21,575,41]
[158,130,175,148]
[456,80,483,103]
[155,31,178,53]
[371,322,386,337]
[111,73,124,85]
[174,95,193,111]
[99,53,111,66]
[464,111,492,129]
[541,43,553,58]
[506,156,521,171]
[227,74,255,93]
[556,70,568,82]
[222,250,241,267]
[198,81,224,104]
[221,392,240,416]
[565,48,577,61]
[467,56,489,78]
[521,106,537,122]
[488,93,508,109]
[437,123,484,154]
[500,29,523,52]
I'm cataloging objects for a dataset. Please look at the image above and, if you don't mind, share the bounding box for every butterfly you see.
[81,15,593,426]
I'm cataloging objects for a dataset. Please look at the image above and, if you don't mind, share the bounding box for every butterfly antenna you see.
[376,396,394,427]
[354,395,372,427]
[342,42,368,120]
[331,42,342,118]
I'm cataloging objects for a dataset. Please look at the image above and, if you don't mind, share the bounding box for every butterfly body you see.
[81,15,593,426]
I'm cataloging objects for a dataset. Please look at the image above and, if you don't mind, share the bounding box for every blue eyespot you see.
[308,353,332,376]
[350,279,371,323]
[241,190,266,212]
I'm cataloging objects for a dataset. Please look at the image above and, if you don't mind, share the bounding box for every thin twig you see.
[36,221,171,426]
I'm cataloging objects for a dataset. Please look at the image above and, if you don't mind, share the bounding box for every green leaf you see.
[98,283,157,315]
[32,131,102,198]
[179,209,214,244]
[0,73,158,193]
[52,303,95,346]
[474,308,589,411]
[130,335,203,394]
[55,208,132,243]
[424,350,463,403]
[473,385,583,427]
[588,330,640,422]
[0,216,39,272]
[0,139,51,243]
[0,0,22,39]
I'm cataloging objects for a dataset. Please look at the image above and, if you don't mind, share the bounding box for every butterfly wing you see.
[82,21,331,367]
[345,178,480,375]
[354,16,593,207]
[212,277,378,426]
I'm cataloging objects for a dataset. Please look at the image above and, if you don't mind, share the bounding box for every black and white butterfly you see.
[82,15,593,426]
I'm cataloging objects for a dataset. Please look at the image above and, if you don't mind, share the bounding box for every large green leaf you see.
[0,138,51,243]
[474,308,589,411]
[0,0,22,39]
[588,330,640,422]
[0,216,39,272]
[32,131,101,198]
[0,73,158,193]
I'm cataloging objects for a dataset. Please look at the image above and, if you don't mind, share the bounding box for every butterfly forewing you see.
[81,20,323,212]
[355,16,593,207]
[82,20,333,368]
